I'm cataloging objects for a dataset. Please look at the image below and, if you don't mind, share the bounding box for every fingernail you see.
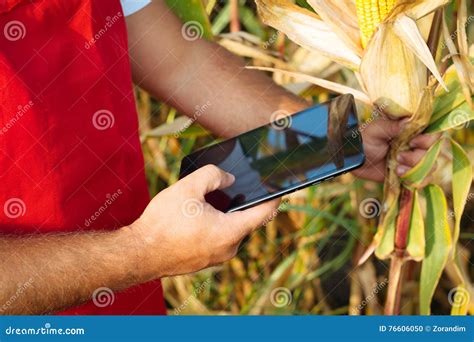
[396,165,409,176]
[397,154,404,163]
[409,141,417,148]
[226,172,236,181]
[400,118,410,129]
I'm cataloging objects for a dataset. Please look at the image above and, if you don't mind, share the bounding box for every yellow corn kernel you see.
[356,0,397,48]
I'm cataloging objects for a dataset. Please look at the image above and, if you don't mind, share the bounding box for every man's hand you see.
[352,118,439,182]
[131,165,279,277]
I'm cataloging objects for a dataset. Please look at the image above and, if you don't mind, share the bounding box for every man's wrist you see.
[117,222,161,283]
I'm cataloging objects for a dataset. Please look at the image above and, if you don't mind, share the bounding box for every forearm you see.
[164,41,308,137]
[127,1,308,138]
[0,227,151,314]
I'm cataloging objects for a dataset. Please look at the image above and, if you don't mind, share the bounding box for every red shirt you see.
[0,0,166,314]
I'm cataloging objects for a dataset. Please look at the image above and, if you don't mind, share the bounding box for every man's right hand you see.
[130,165,280,278]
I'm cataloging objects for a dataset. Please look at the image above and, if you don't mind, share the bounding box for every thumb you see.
[366,117,407,142]
[180,164,235,197]
[225,199,280,240]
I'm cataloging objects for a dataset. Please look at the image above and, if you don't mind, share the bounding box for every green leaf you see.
[424,102,474,133]
[239,6,266,39]
[420,185,452,315]
[406,191,425,261]
[450,284,470,316]
[431,58,474,123]
[450,139,473,250]
[401,139,442,185]
[375,203,398,260]
[211,2,230,35]
[166,0,213,40]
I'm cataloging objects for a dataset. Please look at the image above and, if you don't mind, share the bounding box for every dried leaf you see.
[442,13,473,108]
[393,15,447,91]
[255,0,361,68]
[307,0,363,56]
[246,66,371,104]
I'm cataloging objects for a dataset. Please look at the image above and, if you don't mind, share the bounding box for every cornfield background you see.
[136,0,474,315]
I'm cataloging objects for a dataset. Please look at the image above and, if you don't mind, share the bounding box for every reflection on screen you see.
[179,95,364,212]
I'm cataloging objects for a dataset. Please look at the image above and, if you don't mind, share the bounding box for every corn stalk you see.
[253,0,474,315]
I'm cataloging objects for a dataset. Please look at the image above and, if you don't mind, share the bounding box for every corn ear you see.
[360,22,427,118]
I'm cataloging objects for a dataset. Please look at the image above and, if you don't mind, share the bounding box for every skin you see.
[0,0,438,314]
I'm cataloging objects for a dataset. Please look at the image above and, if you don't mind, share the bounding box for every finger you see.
[364,117,405,142]
[397,149,426,167]
[225,199,280,240]
[396,164,411,177]
[180,164,235,196]
[409,133,440,150]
